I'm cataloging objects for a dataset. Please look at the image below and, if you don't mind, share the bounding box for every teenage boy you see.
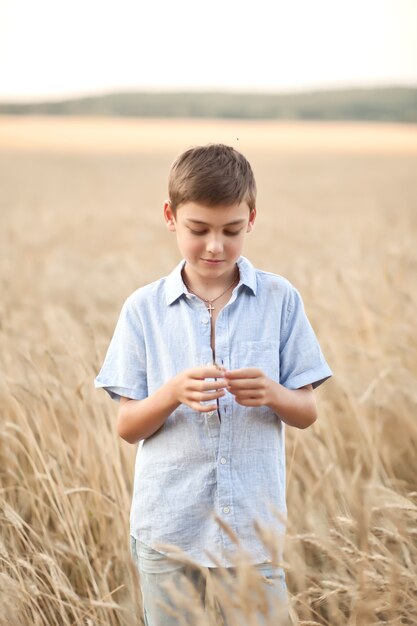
[95,144,333,625]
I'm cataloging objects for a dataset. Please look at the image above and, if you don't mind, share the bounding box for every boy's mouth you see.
[201,259,224,263]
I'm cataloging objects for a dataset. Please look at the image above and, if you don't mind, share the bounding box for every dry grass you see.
[0,117,416,625]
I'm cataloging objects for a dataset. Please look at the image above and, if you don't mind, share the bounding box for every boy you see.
[94,144,333,625]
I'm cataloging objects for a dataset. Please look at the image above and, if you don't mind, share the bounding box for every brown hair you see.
[168,144,256,214]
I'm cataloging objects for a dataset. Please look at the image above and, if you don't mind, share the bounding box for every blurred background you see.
[1,0,417,119]
[1,1,417,625]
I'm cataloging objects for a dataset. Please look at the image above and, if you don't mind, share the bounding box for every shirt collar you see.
[165,256,257,306]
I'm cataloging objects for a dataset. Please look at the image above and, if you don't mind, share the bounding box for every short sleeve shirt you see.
[94,256,333,567]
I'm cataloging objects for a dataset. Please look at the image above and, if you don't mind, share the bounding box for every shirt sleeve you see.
[279,286,333,390]
[94,296,148,402]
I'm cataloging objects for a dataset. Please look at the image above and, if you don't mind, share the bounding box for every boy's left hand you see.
[224,368,275,407]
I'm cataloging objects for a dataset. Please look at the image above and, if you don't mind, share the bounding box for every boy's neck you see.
[182,263,240,297]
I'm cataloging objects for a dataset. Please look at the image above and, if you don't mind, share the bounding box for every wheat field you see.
[0,116,416,625]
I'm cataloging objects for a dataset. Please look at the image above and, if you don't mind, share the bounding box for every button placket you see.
[217,428,233,522]
[212,310,233,525]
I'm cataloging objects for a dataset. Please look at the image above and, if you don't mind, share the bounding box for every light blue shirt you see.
[94,256,333,567]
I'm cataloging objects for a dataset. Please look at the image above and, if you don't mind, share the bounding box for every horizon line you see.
[1,82,416,105]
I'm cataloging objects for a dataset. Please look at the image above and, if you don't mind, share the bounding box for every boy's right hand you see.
[170,366,227,412]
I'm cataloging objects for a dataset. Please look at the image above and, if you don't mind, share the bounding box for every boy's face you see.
[164,200,256,284]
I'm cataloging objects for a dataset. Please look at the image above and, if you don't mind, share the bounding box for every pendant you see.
[207,302,215,318]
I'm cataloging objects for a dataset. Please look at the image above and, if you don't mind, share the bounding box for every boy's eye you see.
[189,229,241,236]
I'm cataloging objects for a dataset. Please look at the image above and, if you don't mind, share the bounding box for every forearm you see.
[266,380,317,429]
[117,382,180,444]
[117,365,226,444]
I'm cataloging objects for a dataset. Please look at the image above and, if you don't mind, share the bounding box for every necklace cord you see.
[182,269,240,305]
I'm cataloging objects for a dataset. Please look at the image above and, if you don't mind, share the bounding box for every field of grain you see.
[0,116,416,625]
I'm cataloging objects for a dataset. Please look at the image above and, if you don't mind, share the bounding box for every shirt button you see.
[222,506,230,514]
[202,318,210,325]
[220,457,227,464]
[207,411,216,417]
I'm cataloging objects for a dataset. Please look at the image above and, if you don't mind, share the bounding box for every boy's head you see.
[167,144,256,215]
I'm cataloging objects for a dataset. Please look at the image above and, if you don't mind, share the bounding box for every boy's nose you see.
[206,238,223,254]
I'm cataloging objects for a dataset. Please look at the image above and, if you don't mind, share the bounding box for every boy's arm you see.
[117,365,226,444]
[265,381,317,429]
[224,368,317,429]
[118,384,180,443]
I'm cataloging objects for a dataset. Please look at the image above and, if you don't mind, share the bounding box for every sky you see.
[0,0,416,102]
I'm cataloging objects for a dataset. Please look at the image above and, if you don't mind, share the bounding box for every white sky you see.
[0,0,416,102]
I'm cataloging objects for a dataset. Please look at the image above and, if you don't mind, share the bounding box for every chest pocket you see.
[235,340,279,382]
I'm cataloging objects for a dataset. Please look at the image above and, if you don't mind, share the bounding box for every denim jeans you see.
[130,535,291,626]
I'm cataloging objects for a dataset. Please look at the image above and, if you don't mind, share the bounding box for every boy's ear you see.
[163,201,176,232]
[246,207,257,233]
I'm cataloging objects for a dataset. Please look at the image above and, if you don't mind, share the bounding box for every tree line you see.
[1,87,416,122]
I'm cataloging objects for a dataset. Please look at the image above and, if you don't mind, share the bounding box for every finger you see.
[198,378,227,392]
[230,390,263,399]
[226,379,263,390]
[189,402,219,413]
[235,398,263,407]
[224,368,262,380]
[200,404,219,412]
[192,390,226,402]
[188,380,226,393]
[190,366,226,379]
